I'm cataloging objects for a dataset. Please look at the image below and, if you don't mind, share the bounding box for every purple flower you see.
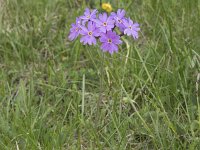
[79,21,100,45]
[123,18,140,39]
[80,8,97,24]
[111,9,126,29]
[100,31,122,54]
[68,17,82,41]
[94,13,114,33]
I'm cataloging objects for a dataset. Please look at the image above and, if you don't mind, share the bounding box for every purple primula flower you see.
[68,8,141,55]
[68,17,82,41]
[80,8,97,24]
[100,31,122,54]
[123,18,140,39]
[80,21,100,45]
[111,9,126,29]
[94,13,114,33]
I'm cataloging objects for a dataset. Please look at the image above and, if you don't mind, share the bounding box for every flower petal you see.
[100,34,107,42]
[99,14,104,22]
[88,21,93,31]
[101,43,109,52]
[91,9,97,16]
[102,13,107,22]
[80,25,88,33]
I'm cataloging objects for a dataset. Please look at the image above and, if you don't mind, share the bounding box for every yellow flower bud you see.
[101,3,112,13]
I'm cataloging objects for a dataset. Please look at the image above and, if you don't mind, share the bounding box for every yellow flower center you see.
[118,19,122,23]
[107,39,112,43]
[88,31,92,36]
[103,22,107,26]
[75,28,79,31]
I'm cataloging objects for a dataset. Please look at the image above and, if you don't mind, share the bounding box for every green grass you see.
[0,0,200,149]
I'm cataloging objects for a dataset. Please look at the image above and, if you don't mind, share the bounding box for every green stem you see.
[96,52,104,128]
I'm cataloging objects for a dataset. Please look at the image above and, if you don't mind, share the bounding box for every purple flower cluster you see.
[68,8,140,54]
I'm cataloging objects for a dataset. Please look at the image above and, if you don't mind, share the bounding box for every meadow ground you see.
[0,0,200,149]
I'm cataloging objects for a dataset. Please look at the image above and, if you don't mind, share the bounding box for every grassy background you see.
[0,0,200,149]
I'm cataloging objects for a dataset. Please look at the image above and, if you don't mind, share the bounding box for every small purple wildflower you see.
[111,9,126,29]
[80,8,97,24]
[80,21,100,45]
[68,17,82,41]
[94,13,114,33]
[100,31,122,54]
[123,18,140,39]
